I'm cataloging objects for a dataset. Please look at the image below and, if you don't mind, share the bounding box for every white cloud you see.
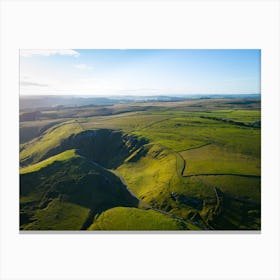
[20,49,80,57]
[79,77,97,83]
[20,81,48,87]
[74,63,93,70]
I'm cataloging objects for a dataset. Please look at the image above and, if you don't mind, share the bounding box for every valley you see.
[19,96,261,230]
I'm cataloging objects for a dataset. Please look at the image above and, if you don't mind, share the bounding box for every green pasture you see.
[20,149,79,174]
[196,175,261,203]
[20,119,66,144]
[88,207,199,230]
[20,121,83,165]
[22,199,90,230]
[199,109,261,124]
[81,113,170,132]
[132,115,260,157]
[116,144,179,206]
[180,144,260,176]
[19,100,261,230]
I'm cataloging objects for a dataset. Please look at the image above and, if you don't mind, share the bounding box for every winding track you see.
[86,157,204,229]
[117,173,206,229]
[75,118,235,230]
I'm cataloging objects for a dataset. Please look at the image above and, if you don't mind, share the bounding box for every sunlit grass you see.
[20,149,79,174]
[89,207,199,230]
[180,144,260,176]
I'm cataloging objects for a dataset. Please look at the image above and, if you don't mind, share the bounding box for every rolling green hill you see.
[20,121,83,166]
[20,150,139,230]
[20,149,79,174]
[20,123,147,169]
[20,119,65,144]
[19,98,261,230]
[88,207,200,230]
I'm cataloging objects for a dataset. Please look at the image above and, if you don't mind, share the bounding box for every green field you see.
[20,121,84,166]
[180,144,260,176]
[20,152,139,230]
[20,149,79,174]
[19,97,261,230]
[89,207,200,230]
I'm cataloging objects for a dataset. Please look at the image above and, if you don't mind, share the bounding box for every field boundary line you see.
[183,173,261,178]
[199,116,261,129]
[177,142,212,153]
[136,117,173,131]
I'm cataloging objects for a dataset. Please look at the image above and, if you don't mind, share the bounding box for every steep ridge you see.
[20,121,148,168]
[52,129,148,169]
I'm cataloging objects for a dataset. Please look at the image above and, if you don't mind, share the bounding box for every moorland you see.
[19,95,261,230]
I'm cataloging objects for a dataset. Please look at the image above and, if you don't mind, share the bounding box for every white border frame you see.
[1,1,280,279]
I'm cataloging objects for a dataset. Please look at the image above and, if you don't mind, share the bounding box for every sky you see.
[20,49,261,96]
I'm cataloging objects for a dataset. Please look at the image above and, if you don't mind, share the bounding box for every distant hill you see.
[19,94,260,110]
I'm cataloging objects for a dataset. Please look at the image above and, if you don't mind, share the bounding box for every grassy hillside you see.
[116,144,179,207]
[133,115,260,157]
[20,151,138,230]
[199,109,261,124]
[177,175,261,230]
[20,121,83,166]
[20,122,147,169]
[20,119,66,144]
[180,144,260,176]
[88,207,200,230]
[19,98,261,230]
[20,149,79,174]
[116,140,260,229]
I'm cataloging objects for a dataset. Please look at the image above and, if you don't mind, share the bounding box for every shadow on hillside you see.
[20,158,139,230]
